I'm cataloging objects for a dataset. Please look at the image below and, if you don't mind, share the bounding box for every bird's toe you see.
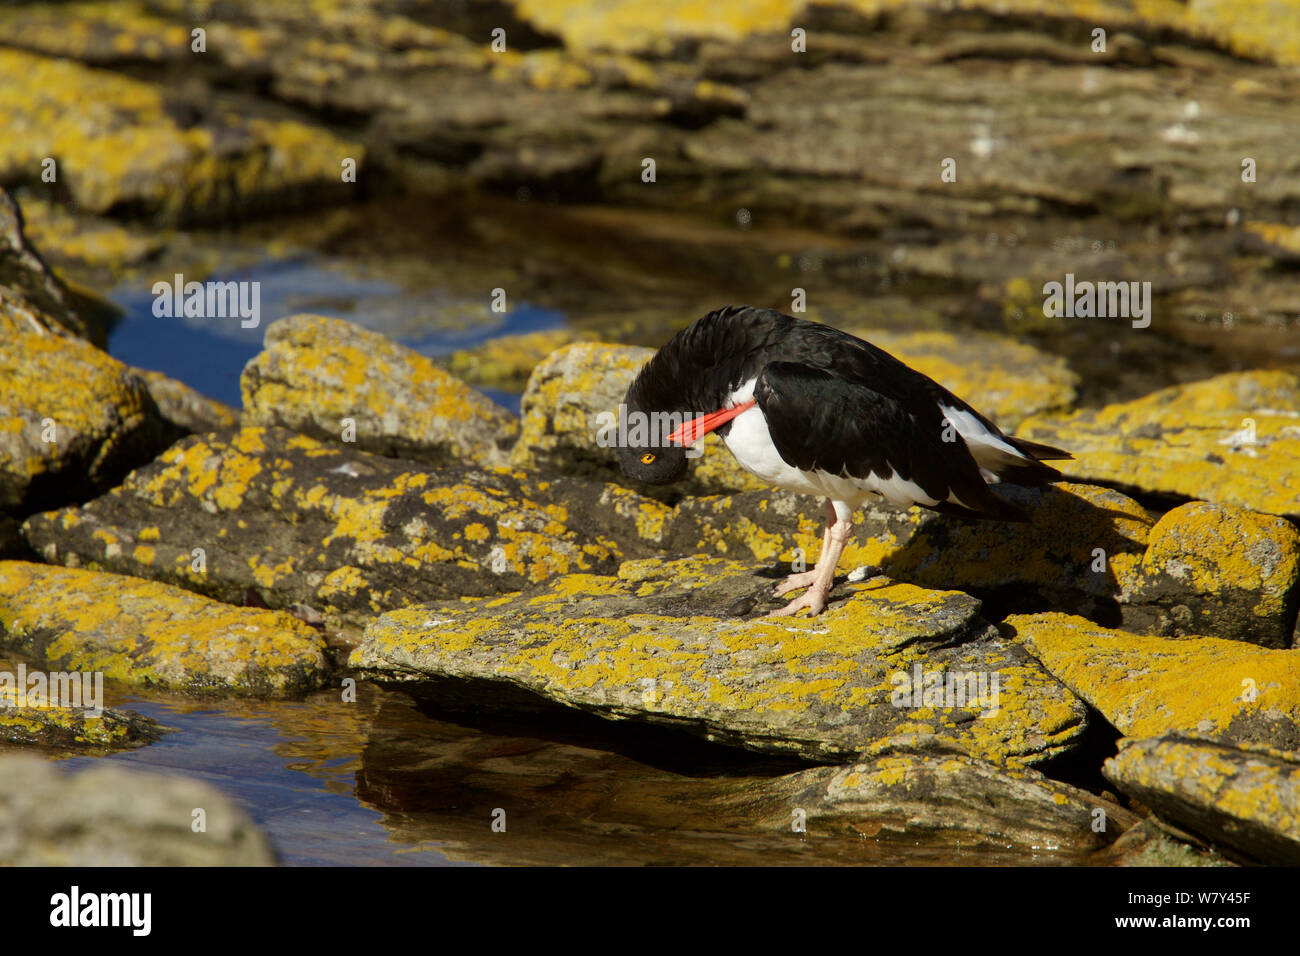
[768,586,828,617]
[772,569,819,597]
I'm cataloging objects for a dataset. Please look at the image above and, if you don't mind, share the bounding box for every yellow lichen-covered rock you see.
[14,193,166,282]
[848,328,1077,429]
[1016,371,1300,518]
[241,315,518,468]
[0,48,362,224]
[1006,612,1300,749]
[19,426,699,637]
[1127,501,1300,648]
[352,555,1088,765]
[774,737,1137,850]
[439,328,600,391]
[0,326,165,513]
[1104,735,1300,865]
[0,562,329,697]
[511,0,1300,67]
[0,679,165,752]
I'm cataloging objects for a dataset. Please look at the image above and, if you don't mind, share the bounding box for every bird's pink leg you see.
[770,504,852,617]
[773,498,835,597]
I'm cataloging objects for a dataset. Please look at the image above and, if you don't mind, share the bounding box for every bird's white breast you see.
[720,380,944,510]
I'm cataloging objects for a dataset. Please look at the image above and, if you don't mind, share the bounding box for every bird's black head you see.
[614,398,691,485]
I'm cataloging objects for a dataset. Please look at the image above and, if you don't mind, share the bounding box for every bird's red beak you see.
[665,400,755,446]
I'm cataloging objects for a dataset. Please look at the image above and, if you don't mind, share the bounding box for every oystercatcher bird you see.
[615,306,1071,616]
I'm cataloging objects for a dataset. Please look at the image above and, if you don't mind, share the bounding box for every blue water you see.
[53,696,451,866]
[107,255,562,415]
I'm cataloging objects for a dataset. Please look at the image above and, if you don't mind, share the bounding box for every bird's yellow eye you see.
[640,453,656,465]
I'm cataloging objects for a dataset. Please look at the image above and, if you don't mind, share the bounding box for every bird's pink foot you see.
[773,569,819,597]
[768,583,830,617]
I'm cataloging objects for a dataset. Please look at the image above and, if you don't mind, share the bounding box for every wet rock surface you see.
[0,753,276,865]
[1104,735,1300,865]
[352,555,1088,765]
[242,314,519,468]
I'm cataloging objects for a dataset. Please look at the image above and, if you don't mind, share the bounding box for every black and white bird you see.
[615,306,1071,616]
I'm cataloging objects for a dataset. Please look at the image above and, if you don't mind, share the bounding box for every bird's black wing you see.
[753,361,1025,520]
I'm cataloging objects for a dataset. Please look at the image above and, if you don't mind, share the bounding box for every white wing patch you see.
[940,404,1029,471]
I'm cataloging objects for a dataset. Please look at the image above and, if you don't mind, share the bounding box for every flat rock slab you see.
[0,754,275,865]
[352,556,1088,766]
[673,481,1300,645]
[242,314,518,468]
[0,324,165,514]
[1104,735,1300,865]
[1008,612,1300,750]
[775,738,1137,851]
[1017,371,1300,518]
[20,426,697,635]
[0,47,361,225]
[0,562,329,697]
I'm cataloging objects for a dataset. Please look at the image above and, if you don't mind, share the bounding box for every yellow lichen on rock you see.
[1104,735,1300,864]
[0,47,362,223]
[0,324,162,510]
[1016,371,1300,517]
[242,315,518,467]
[1131,501,1300,646]
[1008,612,1300,745]
[353,555,1088,765]
[0,561,328,696]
